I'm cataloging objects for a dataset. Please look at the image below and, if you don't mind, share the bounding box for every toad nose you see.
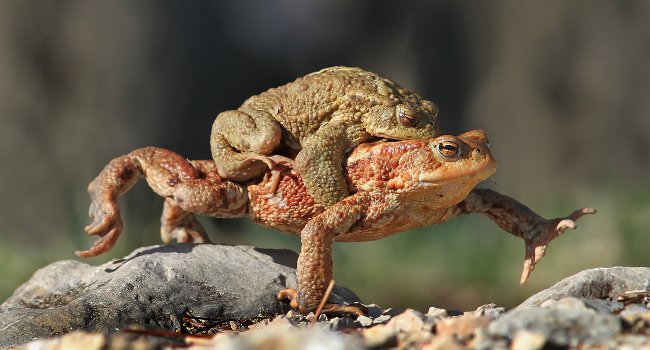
[459,130,488,143]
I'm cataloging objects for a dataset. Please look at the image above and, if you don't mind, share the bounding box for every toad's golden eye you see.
[398,111,417,127]
[437,140,460,158]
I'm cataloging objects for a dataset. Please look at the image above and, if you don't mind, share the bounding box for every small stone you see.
[474,303,496,313]
[330,316,356,331]
[425,306,448,319]
[264,315,299,332]
[473,303,505,318]
[396,329,435,349]
[474,338,509,350]
[109,332,161,350]
[436,314,490,341]
[356,315,373,327]
[620,304,650,325]
[421,335,463,350]
[214,322,365,350]
[23,339,56,350]
[373,314,392,324]
[286,310,305,321]
[382,307,405,317]
[616,334,650,349]
[245,318,273,331]
[511,330,547,350]
[472,327,512,350]
[59,332,106,350]
[366,304,385,318]
[362,324,397,348]
[362,309,431,348]
[386,309,428,333]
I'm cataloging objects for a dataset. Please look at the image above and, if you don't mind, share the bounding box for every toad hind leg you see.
[78,147,200,257]
[160,197,211,244]
[211,109,282,181]
[77,148,249,257]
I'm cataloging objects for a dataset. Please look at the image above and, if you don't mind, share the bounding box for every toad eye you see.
[436,140,460,158]
[398,111,417,127]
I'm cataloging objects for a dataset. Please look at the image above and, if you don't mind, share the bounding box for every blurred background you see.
[1,0,648,312]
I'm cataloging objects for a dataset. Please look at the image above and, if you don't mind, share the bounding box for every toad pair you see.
[78,67,595,314]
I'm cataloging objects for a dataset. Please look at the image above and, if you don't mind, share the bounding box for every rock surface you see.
[0,244,360,348]
[489,297,622,346]
[4,250,650,349]
[518,266,650,308]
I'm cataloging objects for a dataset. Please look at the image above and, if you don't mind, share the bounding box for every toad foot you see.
[520,207,597,284]
[77,196,123,257]
[277,288,366,317]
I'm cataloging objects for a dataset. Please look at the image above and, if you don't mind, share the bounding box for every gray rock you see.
[488,305,621,347]
[0,244,360,348]
[518,267,650,308]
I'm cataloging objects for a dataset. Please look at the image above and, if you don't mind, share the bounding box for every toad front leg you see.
[210,109,283,182]
[295,121,365,207]
[455,188,596,284]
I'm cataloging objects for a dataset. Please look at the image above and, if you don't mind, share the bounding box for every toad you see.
[210,66,441,207]
[78,130,595,314]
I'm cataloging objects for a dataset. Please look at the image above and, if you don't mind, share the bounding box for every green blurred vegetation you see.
[2,183,647,311]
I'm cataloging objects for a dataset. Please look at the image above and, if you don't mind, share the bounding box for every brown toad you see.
[211,66,440,207]
[79,130,595,314]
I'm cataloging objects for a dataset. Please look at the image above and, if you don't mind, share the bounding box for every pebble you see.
[436,314,490,341]
[330,316,356,331]
[473,303,506,318]
[425,306,448,319]
[620,303,650,325]
[355,315,373,327]
[372,314,392,324]
[421,335,464,350]
[511,330,547,350]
